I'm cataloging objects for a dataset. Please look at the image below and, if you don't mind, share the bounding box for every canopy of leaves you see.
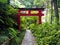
[10,0,45,8]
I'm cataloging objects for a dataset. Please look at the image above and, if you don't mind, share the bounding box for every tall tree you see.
[50,0,53,24]
[53,0,59,24]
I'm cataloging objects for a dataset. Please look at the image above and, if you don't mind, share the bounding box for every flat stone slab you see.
[21,30,37,45]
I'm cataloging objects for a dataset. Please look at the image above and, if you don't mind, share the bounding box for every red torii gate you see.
[17,8,44,30]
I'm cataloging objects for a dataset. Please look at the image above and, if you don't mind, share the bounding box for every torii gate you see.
[17,8,44,30]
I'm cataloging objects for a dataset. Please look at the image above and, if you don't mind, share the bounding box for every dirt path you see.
[21,30,37,45]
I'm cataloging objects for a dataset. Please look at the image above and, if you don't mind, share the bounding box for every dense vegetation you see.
[20,16,60,45]
[0,0,60,45]
[0,0,25,45]
[30,23,60,45]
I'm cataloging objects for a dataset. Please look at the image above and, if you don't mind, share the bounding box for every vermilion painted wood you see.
[17,8,44,30]
[17,12,20,30]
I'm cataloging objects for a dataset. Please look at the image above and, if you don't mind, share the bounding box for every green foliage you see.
[0,36,9,44]
[20,16,38,30]
[0,0,7,3]
[34,0,44,7]
[10,30,25,45]
[0,1,25,45]
[8,28,17,38]
[30,23,60,45]
[58,0,60,8]
[0,2,17,30]
[11,0,45,8]
[0,0,60,45]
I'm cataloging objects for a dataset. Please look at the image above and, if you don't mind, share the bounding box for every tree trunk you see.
[50,0,53,24]
[53,0,59,24]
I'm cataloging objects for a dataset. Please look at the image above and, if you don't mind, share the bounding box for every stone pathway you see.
[21,30,37,45]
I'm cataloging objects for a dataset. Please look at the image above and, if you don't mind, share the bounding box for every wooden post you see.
[17,10,20,30]
[39,16,42,24]
[38,10,44,24]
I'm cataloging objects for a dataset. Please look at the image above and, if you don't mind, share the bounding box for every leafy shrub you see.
[0,36,9,44]
[0,2,25,45]
[10,30,25,45]
[30,23,60,45]
[8,28,17,38]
